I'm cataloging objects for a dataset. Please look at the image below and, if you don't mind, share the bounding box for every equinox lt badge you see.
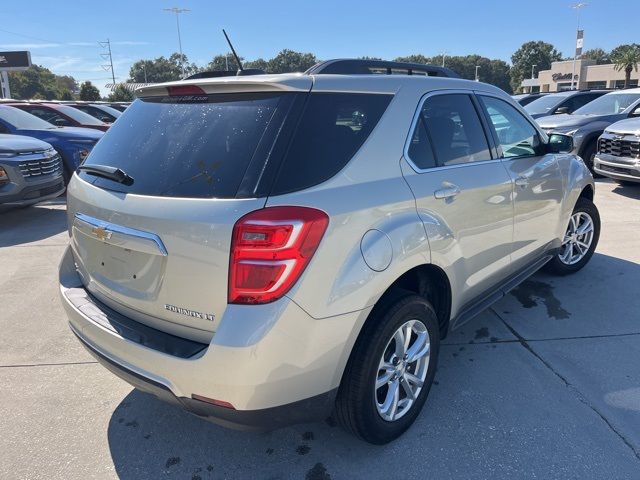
[164,304,215,322]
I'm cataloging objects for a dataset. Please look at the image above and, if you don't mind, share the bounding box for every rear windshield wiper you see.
[77,164,134,186]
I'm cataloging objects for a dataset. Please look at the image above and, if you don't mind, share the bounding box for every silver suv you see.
[59,60,600,444]
[594,117,640,184]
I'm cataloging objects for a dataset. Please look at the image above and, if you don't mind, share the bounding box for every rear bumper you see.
[72,325,336,431]
[59,245,368,430]
[594,154,640,183]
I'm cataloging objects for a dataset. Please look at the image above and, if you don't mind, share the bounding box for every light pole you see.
[163,7,190,78]
[440,51,448,67]
[570,3,587,90]
[531,64,537,79]
[475,65,480,82]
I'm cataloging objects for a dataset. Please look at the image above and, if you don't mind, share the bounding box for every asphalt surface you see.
[1,180,639,480]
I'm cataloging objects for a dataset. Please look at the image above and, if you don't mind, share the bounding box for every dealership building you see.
[521,59,640,93]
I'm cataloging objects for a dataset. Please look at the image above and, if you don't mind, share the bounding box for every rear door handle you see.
[434,185,461,199]
[515,176,529,188]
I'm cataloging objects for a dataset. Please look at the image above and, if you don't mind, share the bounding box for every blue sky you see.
[1,0,638,95]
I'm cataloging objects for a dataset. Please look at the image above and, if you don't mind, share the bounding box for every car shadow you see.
[611,184,640,200]
[0,200,67,247]
[106,251,640,479]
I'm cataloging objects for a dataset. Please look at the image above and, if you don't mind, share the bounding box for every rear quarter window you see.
[270,92,392,195]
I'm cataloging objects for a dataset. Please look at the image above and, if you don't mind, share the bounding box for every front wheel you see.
[545,197,600,275]
[335,294,440,444]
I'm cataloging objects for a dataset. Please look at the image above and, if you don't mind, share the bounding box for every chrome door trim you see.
[73,212,168,256]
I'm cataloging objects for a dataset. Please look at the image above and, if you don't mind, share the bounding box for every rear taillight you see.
[229,206,329,304]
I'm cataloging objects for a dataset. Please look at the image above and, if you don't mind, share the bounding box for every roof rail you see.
[305,59,460,78]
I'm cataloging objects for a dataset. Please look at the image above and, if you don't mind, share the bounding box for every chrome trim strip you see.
[74,212,168,256]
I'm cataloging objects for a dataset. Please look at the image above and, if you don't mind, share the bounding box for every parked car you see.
[105,102,130,112]
[536,88,640,171]
[59,60,599,444]
[0,134,65,207]
[66,103,121,124]
[512,92,547,106]
[7,102,110,131]
[0,105,103,183]
[593,117,640,185]
[524,90,609,119]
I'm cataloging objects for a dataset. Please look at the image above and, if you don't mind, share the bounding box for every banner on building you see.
[576,30,584,58]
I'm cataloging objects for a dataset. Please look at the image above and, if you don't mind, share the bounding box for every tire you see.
[335,293,440,444]
[545,197,600,275]
[581,141,602,177]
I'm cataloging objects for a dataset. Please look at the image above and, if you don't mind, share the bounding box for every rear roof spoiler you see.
[305,59,460,78]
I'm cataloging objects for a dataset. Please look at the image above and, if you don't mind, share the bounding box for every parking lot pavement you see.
[1,181,639,480]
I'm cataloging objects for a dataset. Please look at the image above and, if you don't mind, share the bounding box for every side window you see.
[568,94,599,113]
[410,94,491,168]
[27,108,71,126]
[0,122,8,133]
[479,96,541,158]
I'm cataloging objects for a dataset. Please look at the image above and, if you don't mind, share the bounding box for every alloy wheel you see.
[559,211,595,265]
[375,319,430,422]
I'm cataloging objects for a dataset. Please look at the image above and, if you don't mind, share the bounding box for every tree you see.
[266,49,317,74]
[59,89,74,100]
[510,41,562,92]
[582,48,611,65]
[128,53,198,83]
[611,44,640,89]
[394,54,433,65]
[55,75,79,94]
[107,85,134,102]
[7,65,60,99]
[244,58,269,72]
[206,54,243,72]
[79,81,101,101]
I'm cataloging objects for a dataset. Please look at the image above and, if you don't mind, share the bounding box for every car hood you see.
[536,113,624,130]
[604,117,640,135]
[15,126,103,143]
[0,134,52,155]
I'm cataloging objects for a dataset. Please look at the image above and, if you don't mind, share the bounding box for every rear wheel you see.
[545,197,600,275]
[335,293,440,444]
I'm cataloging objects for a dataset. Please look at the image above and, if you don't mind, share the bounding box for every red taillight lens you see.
[167,85,206,96]
[229,206,329,304]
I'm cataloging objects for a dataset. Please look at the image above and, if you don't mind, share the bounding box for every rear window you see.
[271,92,392,194]
[79,91,392,198]
[79,93,293,198]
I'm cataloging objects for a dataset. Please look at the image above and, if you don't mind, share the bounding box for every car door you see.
[477,94,563,272]
[21,106,72,127]
[401,91,514,314]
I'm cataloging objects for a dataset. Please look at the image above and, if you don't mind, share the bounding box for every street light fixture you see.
[570,2,587,90]
[163,7,190,78]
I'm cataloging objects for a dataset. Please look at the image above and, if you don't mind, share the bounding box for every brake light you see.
[167,85,206,96]
[229,206,329,304]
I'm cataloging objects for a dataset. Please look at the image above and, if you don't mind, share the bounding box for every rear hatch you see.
[67,78,311,342]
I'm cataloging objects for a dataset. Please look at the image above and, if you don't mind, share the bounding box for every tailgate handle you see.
[73,213,168,257]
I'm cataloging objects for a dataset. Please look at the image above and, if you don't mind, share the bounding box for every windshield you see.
[54,105,105,125]
[79,93,293,198]
[524,95,564,115]
[0,105,55,130]
[573,93,640,115]
[93,105,121,118]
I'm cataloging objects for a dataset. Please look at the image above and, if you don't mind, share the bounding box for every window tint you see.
[0,106,55,130]
[271,93,392,194]
[416,94,490,167]
[480,96,540,158]
[567,93,602,112]
[79,93,293,199]
[407,115,436,169]
[26,107,71,126]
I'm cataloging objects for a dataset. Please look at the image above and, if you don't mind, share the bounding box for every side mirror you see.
[547,133,573,153]
[555,106,570,115]
[54,118,67,126]
[630,106,640,117]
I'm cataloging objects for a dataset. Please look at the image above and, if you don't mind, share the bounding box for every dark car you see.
[8,102,110,131]
[512,92,547,106]
[524,90,609,119]
[0,105,103,183]
[0,134,65,207]
[67,103,121,124]
[105,102,130,112]
[537,88,640,171]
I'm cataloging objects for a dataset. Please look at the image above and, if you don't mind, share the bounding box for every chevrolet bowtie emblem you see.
[92,226,112,241]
